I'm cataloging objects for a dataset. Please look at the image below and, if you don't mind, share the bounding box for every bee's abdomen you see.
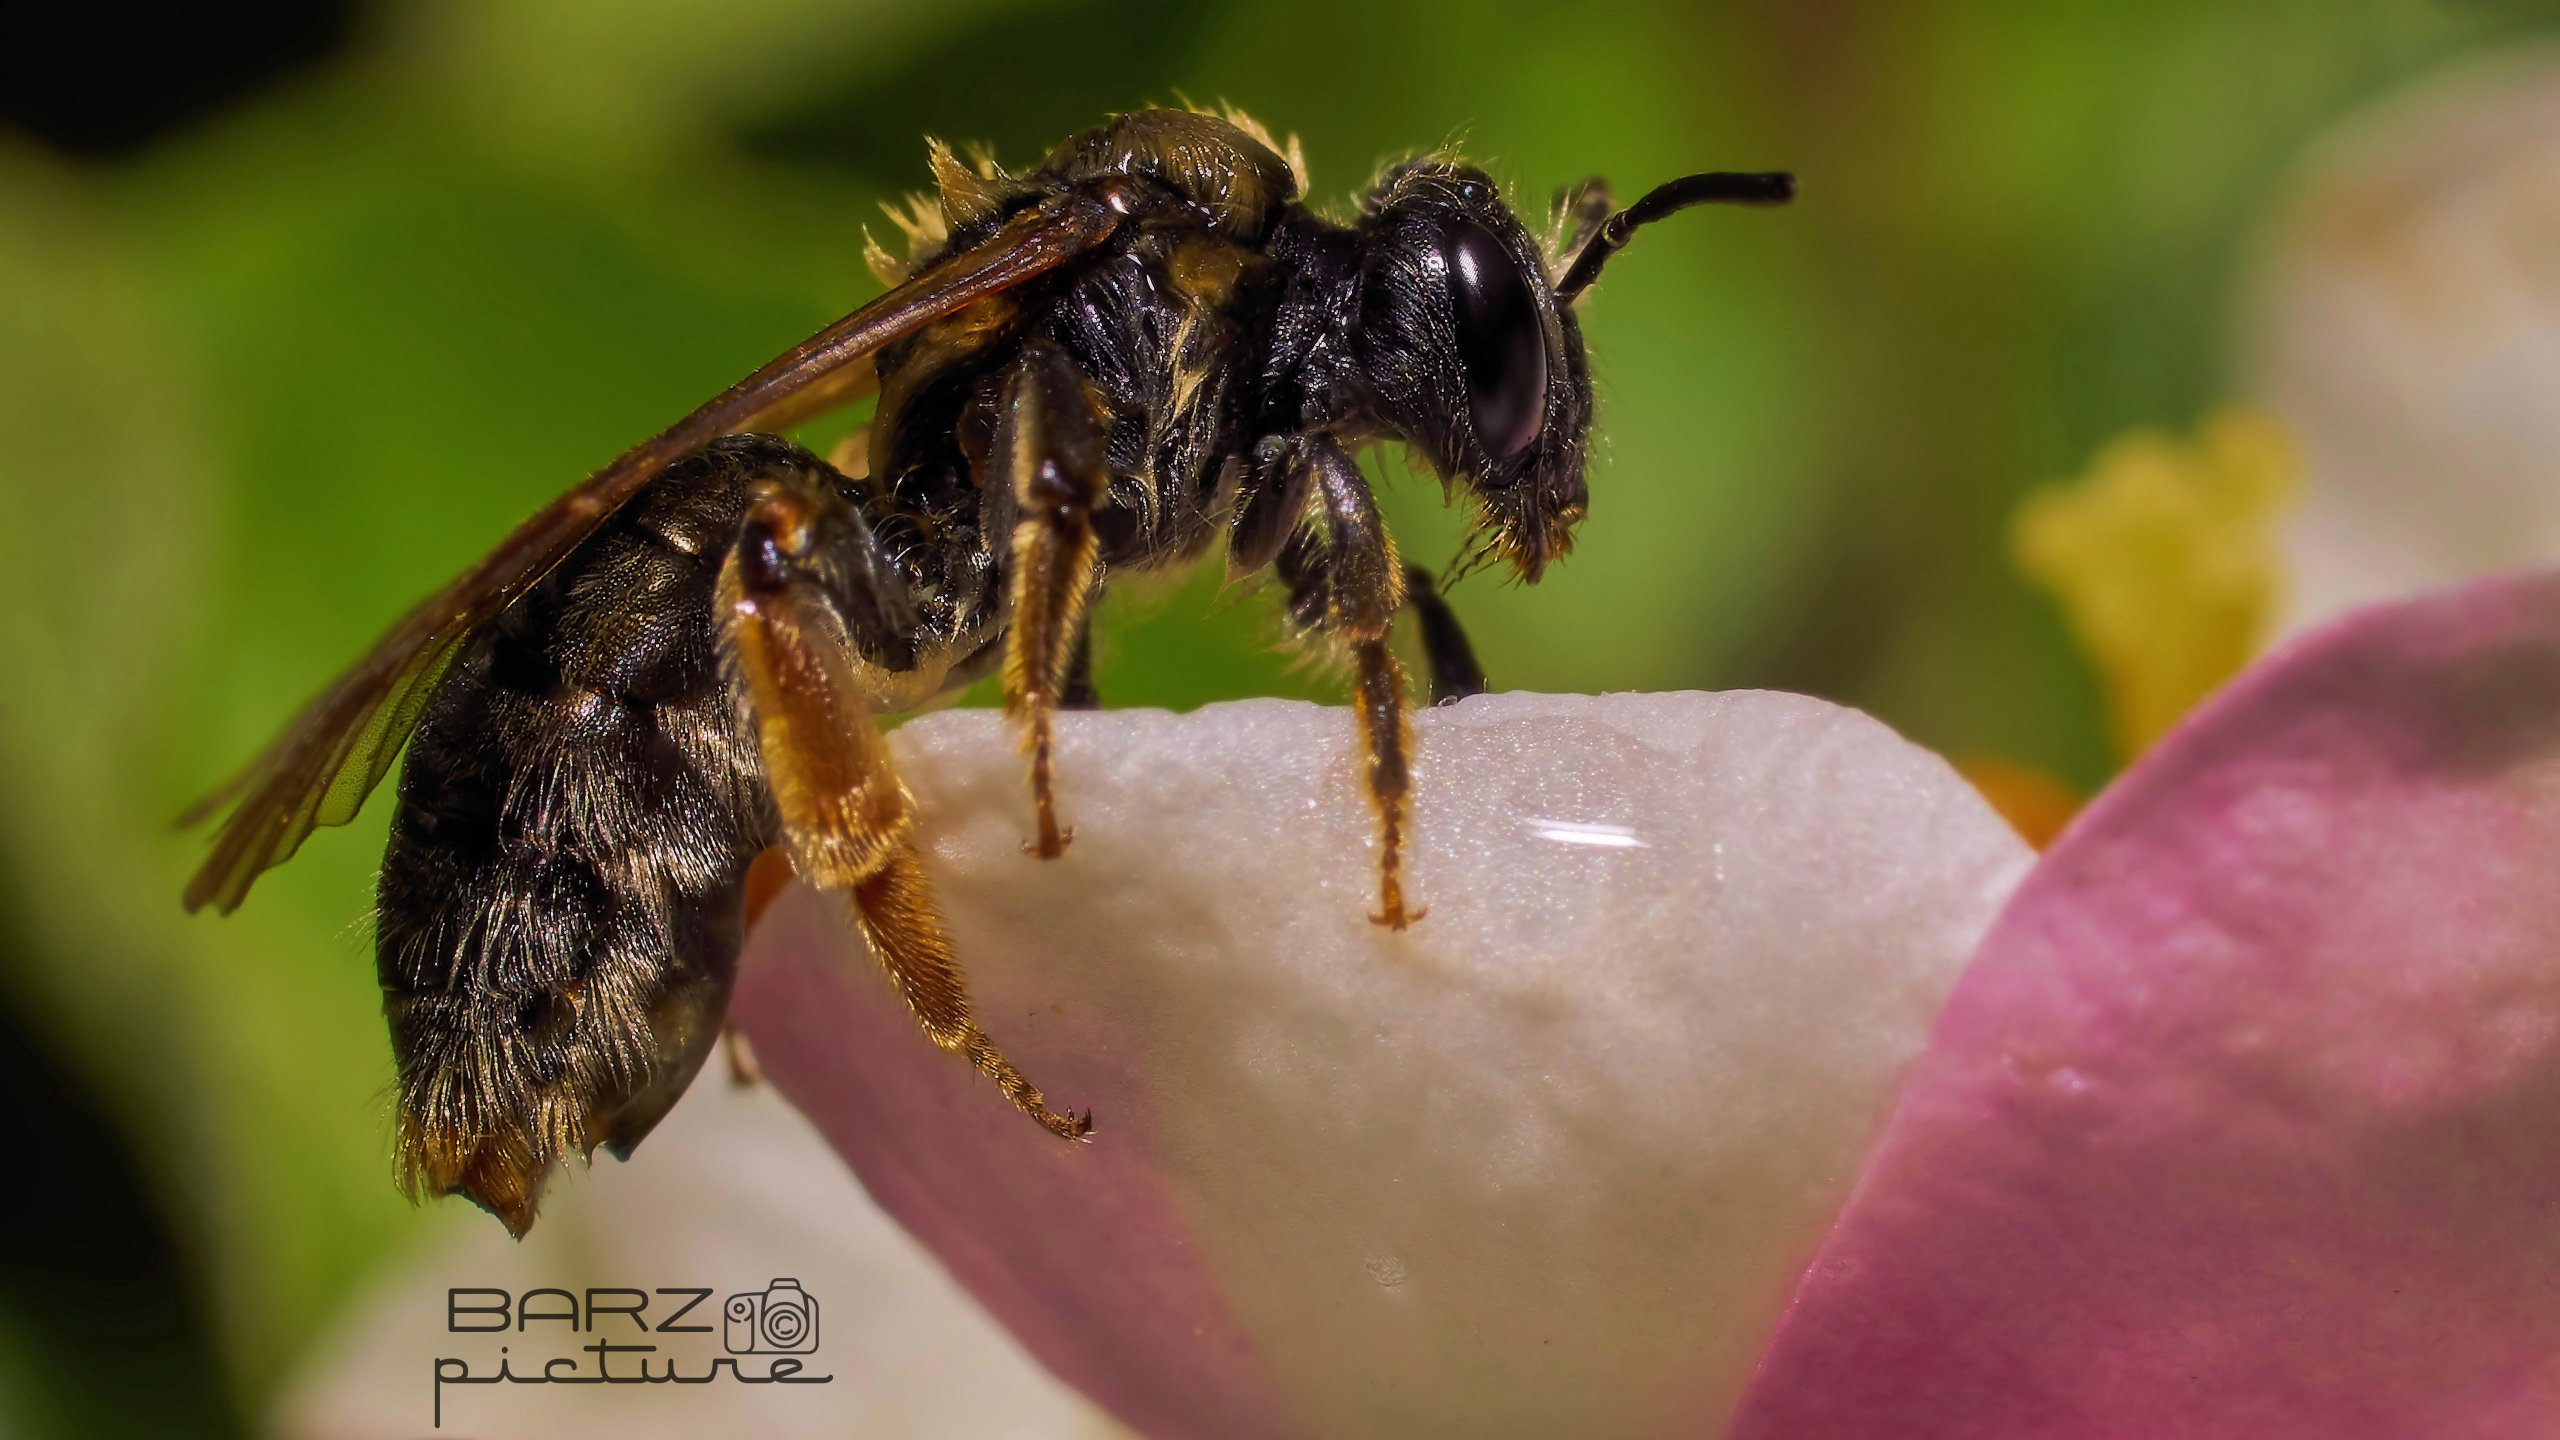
[375,444,778,1235]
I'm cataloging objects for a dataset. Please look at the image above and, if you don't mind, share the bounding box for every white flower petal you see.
[737,691,2033,1437]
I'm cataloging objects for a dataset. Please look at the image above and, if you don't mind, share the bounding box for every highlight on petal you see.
[733,691,2034,1438]
[273,1058,1120,1440]
[1730,570,2560,1438]
[2246,50,2560,632]
[2011,407,2295,759]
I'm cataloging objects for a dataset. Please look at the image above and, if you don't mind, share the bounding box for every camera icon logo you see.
[723,1278,820,1355]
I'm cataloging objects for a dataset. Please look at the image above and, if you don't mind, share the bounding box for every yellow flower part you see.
[2013,409,2297,760]
[1954,756,2083,851]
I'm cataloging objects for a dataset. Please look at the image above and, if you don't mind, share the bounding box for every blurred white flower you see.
[2245,47,2560,631]
[271,1052,1127,1439]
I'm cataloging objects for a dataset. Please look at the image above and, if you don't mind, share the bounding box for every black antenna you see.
[1554,171,1795,300]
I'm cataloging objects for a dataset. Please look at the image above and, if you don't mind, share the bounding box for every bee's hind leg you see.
[717,458,1089,1140]
[722,1024,763,1087]
[1275,439,1425,929]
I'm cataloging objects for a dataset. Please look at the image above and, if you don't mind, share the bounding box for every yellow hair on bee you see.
[862,227,907,288]
[1172,96,1310,193]
[927,137,1005,228]
[878,192,948,261]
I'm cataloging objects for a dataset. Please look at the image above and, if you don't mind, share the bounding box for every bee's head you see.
[1353,162,1792,583]
[1355,163,1586,582]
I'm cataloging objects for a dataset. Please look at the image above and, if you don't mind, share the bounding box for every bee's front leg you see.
[1275,439,1426,929]
[1401,561,1486,705]
[995,340,1111,858]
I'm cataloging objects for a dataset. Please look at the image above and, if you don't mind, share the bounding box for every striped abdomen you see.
[374,440,789,1234]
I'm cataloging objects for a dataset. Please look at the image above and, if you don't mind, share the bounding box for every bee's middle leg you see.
[1276,439,1425,929]
[1059,614,1101,711]
[996,339,1111,858]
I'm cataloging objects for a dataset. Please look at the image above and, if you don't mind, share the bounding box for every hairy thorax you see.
[862,111,1304,630]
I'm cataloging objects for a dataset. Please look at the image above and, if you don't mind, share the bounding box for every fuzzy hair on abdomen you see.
[372,440,790,1234]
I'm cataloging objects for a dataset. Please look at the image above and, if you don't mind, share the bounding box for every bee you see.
[182,106,1791,1235]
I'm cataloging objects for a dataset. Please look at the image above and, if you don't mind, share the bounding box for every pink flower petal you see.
[1730,570,2560,1438]
[734,692,2029,1437]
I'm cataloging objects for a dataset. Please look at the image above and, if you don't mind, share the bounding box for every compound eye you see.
[1443,220,1549,458]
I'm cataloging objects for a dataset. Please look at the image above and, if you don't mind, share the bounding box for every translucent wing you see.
[183,187,1129,914]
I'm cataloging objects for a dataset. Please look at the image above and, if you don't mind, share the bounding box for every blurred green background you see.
[1,0,2555,1433]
